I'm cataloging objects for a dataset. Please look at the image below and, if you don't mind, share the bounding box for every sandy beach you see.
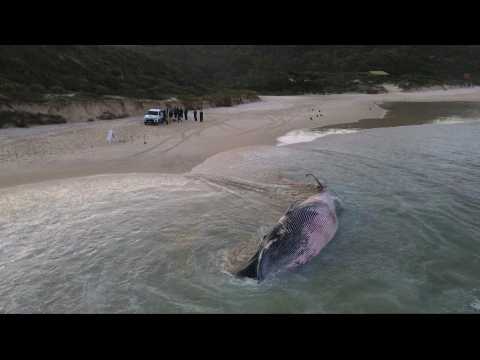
[2,86,480,189]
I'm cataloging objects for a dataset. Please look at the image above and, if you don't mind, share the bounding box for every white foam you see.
[431,116,477,125]
[470,298,480,311]
[277,128,359,146]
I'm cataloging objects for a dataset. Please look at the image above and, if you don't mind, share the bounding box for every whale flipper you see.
[235,250,260,279]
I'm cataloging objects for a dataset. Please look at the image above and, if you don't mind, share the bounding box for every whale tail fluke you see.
[305,173,325,192]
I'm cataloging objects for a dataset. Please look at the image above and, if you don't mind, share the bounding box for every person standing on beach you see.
[184,108,188,120]
[164,109,169,125]
[106,129,114,144]
[194,109,197,121]
[200,110,204,122]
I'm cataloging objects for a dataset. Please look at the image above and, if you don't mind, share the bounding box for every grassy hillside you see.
[131,45,480,93]
[0,45,214,101]
[1,45,480,102]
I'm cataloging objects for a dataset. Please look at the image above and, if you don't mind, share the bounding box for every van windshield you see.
[147,111,159,115]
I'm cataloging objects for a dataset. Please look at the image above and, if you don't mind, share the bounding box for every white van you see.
[144,109,165,125]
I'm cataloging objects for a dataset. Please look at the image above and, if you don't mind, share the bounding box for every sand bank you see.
[2,87,480,189]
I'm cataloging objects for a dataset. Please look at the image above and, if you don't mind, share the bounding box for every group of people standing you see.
[163,107,204,124]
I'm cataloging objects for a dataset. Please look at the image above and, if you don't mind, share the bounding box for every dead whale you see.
[236,174,340,281]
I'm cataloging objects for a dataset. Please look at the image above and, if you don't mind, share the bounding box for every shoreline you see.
[2,87,480,189]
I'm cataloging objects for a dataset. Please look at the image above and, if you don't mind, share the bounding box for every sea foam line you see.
[277,128,359,146]
[431,116,478,125]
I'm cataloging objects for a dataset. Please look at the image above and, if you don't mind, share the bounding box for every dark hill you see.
[1,45,480,101]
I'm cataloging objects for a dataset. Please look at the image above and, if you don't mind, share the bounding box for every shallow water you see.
[319,101,480,130]
[1,102,480,313]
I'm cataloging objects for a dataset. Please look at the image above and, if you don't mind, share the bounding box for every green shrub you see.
[29,83,46,93]
[0,111,66,128]
[1,45,479,100]
[50,85,65,93]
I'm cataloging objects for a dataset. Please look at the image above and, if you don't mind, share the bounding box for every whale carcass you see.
[236,174,340,282]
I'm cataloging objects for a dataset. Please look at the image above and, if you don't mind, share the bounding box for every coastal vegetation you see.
[1,45,479,127]
[1,45,479,101]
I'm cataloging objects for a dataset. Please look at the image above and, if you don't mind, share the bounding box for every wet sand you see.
[2,87,480,189]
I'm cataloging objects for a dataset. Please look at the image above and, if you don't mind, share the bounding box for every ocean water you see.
[1,102,480,313]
